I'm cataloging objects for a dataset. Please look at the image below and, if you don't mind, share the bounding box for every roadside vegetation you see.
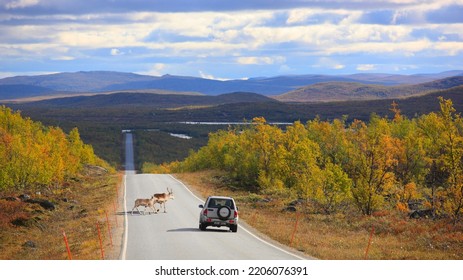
[0,106,121,259]
[146,97,463,259]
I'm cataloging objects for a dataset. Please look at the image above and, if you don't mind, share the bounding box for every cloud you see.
[1,1,462,77]
[110,48,124,56]
[237,56,286,65]
[4,0,39,9]
[139,63,166,76]
[316,57,345,70]
[199,70,231,81]
[356,64,377,71]
[51,55,75,61]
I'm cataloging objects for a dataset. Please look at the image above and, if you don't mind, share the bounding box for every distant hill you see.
[1,70,463,100]
[16,91,277,109]
[345,70,463,85]
[274,76,463,102]
[0,84,55,100]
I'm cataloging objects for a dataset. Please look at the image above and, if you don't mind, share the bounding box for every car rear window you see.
[207,198,235,209]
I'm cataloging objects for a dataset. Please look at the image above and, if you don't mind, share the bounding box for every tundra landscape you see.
[2,70,463,260]
[1,3,463,279]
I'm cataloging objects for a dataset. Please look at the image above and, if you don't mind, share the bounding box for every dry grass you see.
[175,170,463,260]
[0,170,123,260]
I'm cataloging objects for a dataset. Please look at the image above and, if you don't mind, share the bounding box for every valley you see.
[2,70,463,170]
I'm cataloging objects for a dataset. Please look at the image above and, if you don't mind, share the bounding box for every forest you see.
[152,97,463,222]
[0,105,112,192]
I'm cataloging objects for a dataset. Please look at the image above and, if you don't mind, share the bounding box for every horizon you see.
[1,69,463,81]
[1,1,463,79]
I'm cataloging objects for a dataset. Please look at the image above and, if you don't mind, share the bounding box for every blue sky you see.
[1,0,462,79]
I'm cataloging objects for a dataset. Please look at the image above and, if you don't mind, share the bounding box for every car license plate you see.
[213,221,226,226]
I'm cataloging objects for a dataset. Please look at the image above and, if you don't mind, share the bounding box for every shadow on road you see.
[167,227,231,233]
[116,210,160,216]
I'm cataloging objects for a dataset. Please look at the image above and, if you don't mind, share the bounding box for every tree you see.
[346,116,398,215]
[438,97,463,222]
[389,103,426,210]
[315,161,352,214]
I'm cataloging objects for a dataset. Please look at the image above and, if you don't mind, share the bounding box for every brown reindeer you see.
[131,195,159,215]
[153,188,175,213]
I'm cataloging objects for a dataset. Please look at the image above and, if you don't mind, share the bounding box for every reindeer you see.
[131,195,159,215]
[153,188,175,213]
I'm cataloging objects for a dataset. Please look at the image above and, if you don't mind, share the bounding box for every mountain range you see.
[1,70,463,103]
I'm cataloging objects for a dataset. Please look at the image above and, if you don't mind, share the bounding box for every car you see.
[199,196,239,232]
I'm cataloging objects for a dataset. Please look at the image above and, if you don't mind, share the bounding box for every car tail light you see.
[234,210,238,218]
[203,209,208,216]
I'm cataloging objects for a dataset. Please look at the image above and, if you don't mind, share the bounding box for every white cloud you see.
[356,64,377,71]
[51,56,75,61]
[4,0,39,9]
[110,48,124,56]
[140,63,166,76]
[315,57,345,70]
[237,56,286,65]
[199,70,231,81]
[1,3,462,77]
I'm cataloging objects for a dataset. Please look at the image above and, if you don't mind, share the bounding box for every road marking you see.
[168,174,307,260]
[121,174,128,260]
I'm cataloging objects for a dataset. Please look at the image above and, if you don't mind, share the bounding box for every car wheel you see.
[217,206,231,220]
[199,223,207,231]
[230,225,238,233]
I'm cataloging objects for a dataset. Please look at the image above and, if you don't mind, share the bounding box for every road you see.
[122,132,306,260]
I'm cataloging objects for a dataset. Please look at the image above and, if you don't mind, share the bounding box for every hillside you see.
[1,70,463,100]
[15,91,276,108]
[0,84,56,100]
[275,76,463,102]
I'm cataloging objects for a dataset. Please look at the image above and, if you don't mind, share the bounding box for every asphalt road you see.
[122,132,306,260]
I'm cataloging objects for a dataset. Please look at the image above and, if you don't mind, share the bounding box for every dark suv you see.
[199,196,239,232]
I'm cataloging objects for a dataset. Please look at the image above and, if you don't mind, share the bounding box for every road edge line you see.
[121,174,129,260]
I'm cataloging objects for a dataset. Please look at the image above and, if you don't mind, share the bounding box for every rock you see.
[282,206,297,212]
[25,198,56,211]
[11,217,30,227]
[18,194,31,201]
[84,165,108,176]
[289,199,305,206]
[409,209,435,219]
[23,240,36,248]
[78,209,88,217]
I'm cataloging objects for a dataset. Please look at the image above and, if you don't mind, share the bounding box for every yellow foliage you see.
[0,105,110,191]
[173,98,463,219]
[396,202,409,212]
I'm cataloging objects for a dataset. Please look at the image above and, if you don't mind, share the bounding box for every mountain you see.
[2,70,463,100]
[0,84,55,100]
[275,76,463,102]
[344,70,463,85]
[0,71,152,92]
[16,91,276,108]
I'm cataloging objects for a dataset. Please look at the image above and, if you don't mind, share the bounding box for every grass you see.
[174,170,463,260]
[0,169,123,260]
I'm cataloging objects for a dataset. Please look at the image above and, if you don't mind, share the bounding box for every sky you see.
[1,0,463,80]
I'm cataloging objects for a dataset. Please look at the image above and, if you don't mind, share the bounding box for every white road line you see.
[168,174,307,260]
[121,174,128,260]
